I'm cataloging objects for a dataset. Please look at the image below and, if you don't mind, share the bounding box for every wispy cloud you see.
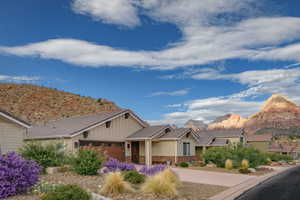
[149,67,300,126]
[149,88,190,97]
[1,1,300,69]
[0,75,40,83]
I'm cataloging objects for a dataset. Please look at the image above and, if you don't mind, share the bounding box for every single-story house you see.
[23,109,199,166]
[245,134,273,152]
[0,110,31,154]
[268,143,300,159]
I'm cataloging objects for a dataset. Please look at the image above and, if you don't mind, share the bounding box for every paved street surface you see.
[172,167,254,187]
[236,165,300,200]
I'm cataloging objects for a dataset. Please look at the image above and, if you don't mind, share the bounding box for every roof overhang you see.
[0,111,30,128]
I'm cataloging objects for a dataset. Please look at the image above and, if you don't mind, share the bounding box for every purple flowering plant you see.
[0,152,41,198]
[103,158,136,173]
[139,164,167,176]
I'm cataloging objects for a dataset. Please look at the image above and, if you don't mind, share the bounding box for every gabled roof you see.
[196,129,243,138]
[210,138,229,146]
[246,133,273,142]
[0,110,30,128]
[194,134,214,146]
[126,125,171,140]
[158,128,191,139]
[28,109,147,139]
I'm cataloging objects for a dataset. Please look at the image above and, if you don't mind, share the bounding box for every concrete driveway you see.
[172,167,255,187]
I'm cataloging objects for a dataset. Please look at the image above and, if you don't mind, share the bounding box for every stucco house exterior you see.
[0,110,31,154]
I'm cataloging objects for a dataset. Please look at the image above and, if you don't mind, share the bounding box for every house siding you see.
[177,135,196,156]
[0,117,26,154]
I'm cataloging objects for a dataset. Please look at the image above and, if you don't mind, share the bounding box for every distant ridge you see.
[0,84,119,124]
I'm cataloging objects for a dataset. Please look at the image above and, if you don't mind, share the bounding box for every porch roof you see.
[158,128,191,139]
[126,125,170,140]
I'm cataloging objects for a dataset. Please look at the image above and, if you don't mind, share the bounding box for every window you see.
[165,128,171,133]
[183,142,190,156]
[74,142,79,149]
[125,113,130,119]
[83,131,89,138]
[106,121,111,128]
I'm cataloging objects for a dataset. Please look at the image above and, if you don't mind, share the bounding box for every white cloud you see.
[166,104,182,108]
[150,67,300,126]
[72,0,140,27]
[1,1,300,69]
[149,88,190,97]
[0,75,40,83]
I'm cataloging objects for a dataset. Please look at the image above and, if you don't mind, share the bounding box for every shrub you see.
[141,169,180,197]
[100,172,133,196]
[0,152,41,198]
[241,159,249,169]
[71,149,102,175]
[179,162,189,168]
[41,184,90,200]
[225,159,233,170]
[266,153,293,162]
[32,181,63,195]
[103,158,136,173]
[20,142,66,170]
[123,171,145,184]
[239,168,251,174]
[203,144,269,168]
[139,164,167,176]
[160,168,181,186]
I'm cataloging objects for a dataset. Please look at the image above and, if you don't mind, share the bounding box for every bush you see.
[0,152,41,198]
[32,181,63,195]
[123,171,145,184]
[203,144,269,168]
[225,159,233,170]
[20,142,66,170]
[103,158,136,173]
[266,153,293,162]
[239,168,251,174]
[241,159,249,169]
[139,164,167,176]
[160,168,181,186]
[41,184,90,200]
[100,172,133,196]
[71,149,102,175]
[179,162,189,168]
[141,169,180,197]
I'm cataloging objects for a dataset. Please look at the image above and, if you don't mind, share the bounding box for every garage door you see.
[79,140,125,161]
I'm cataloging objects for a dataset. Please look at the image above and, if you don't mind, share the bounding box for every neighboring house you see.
[126,126,199,165]
[0,110,31,154]
[268,143,300,159]
[245,134,273,152]
[193,129,244,157]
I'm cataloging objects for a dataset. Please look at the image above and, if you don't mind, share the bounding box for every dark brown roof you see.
[0,109,30,127]
[28,109,146,139]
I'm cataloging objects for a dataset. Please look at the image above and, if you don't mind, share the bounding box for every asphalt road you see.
[236,165,300,200]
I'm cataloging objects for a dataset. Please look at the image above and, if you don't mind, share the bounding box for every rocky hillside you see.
[0,84,119,124]
[244,94,300,134]
[208,114,247,130]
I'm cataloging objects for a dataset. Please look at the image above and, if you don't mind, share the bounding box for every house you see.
[25,109,198,166]
[193,129,244,157]
[0,110,31,154]
[268,142,300,159]
[245,134,273,152]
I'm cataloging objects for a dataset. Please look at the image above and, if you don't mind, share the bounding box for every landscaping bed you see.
[189,166,274,176]
[6,172,228,200]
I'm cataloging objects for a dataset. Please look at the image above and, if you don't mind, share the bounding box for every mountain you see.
[208,114,247,130]
[245,94,300,134]
[184,119,207,131]
[0,84,119,124]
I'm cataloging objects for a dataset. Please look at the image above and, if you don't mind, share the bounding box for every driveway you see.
[172,167,254,187]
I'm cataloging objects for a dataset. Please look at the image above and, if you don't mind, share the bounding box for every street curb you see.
[208,167,293,200]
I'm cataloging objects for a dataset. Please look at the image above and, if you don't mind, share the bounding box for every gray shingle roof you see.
[159,128,191,139]
[0,110,30,128]
[194,134,214,146]
[210,138,229,146]
[196,129,243,138]
[127,125,170,139]
[27,109,142,139]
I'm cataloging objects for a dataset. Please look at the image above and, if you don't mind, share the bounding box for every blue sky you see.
[1,0,300,126]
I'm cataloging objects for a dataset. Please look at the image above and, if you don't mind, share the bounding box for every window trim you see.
[183,142,191,156]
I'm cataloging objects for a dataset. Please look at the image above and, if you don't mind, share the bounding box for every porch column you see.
[145,139,152,166]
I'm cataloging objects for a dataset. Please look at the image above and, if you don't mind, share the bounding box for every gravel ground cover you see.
[6,171,228,200]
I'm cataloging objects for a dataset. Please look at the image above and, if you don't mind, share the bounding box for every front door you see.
[131,141,140,164]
